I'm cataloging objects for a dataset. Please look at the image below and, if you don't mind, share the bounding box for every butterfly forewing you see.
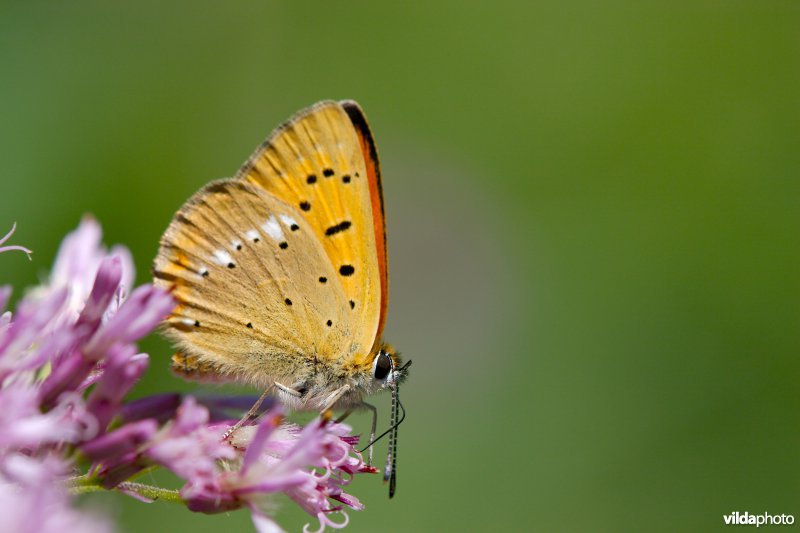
[235,100,387,365]
[154,180,354,386]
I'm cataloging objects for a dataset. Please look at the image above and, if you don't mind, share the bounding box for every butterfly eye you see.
[373,352,393,382]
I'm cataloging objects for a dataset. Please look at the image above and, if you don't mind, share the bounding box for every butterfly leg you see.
[321,384,351,412]
[334,409,354,423]
[360,401,377,466]
[221,386,273,442]
[274,381,303,398]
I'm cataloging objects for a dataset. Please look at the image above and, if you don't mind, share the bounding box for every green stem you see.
[66,476,184,505]
[116,482,184,504]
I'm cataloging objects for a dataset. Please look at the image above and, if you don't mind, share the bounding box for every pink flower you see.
[0,219,169,532]
[146,397,236,484]
[0,455,112,533]
[0,218,374,532]
[117,399,374,532]
[40,217,134,327]
[189,411,371,533]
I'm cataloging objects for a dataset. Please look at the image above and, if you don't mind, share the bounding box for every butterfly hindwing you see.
[154,180,354,386]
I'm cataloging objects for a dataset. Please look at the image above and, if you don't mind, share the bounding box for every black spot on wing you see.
[339,265,355,276]
[323,168,334,177]
[325,221,352,236]
[299,201,311,211]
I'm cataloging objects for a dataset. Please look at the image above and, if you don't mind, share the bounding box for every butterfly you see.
[153,100,410,496]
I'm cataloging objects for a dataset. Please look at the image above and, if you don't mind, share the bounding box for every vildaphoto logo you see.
[724,512,795,527]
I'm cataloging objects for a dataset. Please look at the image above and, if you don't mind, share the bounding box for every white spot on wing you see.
[198,266,208,277]
[214,249,233,265]
[279,214,298,228]
[245,229,260,242]
[231,239,242,250]
[261,216,284,241]
[180,318,195,326]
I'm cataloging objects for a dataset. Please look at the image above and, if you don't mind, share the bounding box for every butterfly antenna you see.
[358,362,410,452]
[384,383,399,497]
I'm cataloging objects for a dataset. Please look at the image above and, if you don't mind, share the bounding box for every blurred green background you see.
[2,1,799,531]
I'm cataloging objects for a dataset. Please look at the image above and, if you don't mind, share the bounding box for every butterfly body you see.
[153,101,406,413]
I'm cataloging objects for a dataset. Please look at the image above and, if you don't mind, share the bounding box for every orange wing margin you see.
[341,101,388,353]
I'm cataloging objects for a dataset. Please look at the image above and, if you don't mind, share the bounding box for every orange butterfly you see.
[153,100,409,495]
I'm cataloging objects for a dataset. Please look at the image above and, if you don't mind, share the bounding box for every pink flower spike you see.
[338,435,360,447]
[170,396,211,434]
[242,408,284,474]
[38,347,96,409]
[0,387,96,450]
[36,217,135,329]
[108,244,135,300]
[87,285,174,354]
[77,256,122,330]
[81,419,158,462]
[0,287,69,361]
[86,345,148,429]
[330,492,364,511]
[0,309,81,383]
[144,397,235,482]
[0,223,32,260]
[49,217,103,295]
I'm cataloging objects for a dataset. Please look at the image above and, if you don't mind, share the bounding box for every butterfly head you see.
[370,345,410,389]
